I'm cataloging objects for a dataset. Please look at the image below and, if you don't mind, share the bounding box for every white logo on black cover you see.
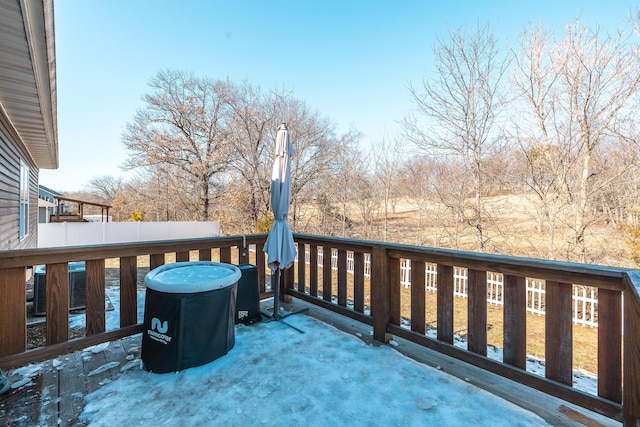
[147,317,172,344]
[151,317,168,333]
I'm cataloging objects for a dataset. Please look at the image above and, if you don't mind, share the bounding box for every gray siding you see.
[0,112,39,250]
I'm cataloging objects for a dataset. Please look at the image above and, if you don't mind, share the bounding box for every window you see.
[19,161,29,240]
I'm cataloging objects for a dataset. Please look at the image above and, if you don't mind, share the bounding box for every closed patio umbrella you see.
[264,123,296,274]
[263,123,305,326]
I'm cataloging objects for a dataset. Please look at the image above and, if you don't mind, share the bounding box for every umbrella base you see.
[262,270,309,333]
[260,308,309,333]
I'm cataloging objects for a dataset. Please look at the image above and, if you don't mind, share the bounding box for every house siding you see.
[0,113,38,250]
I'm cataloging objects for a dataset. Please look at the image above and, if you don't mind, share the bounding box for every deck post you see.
[622,272,640,426]
[371,245,391,343]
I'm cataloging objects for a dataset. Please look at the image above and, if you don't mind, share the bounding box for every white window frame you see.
[19,160,29,240]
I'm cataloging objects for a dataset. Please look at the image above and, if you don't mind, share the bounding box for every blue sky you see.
[40,1,637,192]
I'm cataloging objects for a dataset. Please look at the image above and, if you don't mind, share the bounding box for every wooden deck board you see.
[40,359,59,427]
[0,335,143,427]
[58,350,88,425]
[83,347,108,393]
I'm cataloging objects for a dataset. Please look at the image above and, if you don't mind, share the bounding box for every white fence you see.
[38,221,220,248]
[302,247,599,327]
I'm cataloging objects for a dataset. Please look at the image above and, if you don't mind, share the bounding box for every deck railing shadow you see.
[0,233,639,425]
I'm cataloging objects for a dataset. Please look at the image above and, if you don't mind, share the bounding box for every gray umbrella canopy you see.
[263,123,296,271]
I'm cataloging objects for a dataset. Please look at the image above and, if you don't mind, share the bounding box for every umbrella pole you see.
[273,269,280,320]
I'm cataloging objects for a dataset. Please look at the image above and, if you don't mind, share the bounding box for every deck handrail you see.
[0,233,638,424]
[289,233,639,425]
[0,234,269,368]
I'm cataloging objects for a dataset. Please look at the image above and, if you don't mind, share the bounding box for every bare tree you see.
[562,21,640,259]
[372,136,404,242]
[86,176,124,204]
[330,131,365,238]
[397,155,442,246]
[403,23,511,251]
[350,170,378,240]
[122,70,235,221]
[220,82,350,233]
[512,19,640,261]
[284,101,350,231]
[224,81,274,229]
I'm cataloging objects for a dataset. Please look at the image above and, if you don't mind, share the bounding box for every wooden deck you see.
[0,299,620,427]
[0,335,140,426]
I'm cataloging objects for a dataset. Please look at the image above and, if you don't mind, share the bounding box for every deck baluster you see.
[545,281,573,385]
[353,252,365,313]
[410,259,426,334]
[437,264,454,344]
[119,256,138,328]
[199,248,211,261]
[149,253,164,270]
[0,267,26,356]
[467,269,487,355]
[389,257,401,327]
[503,274,526,369]
[297,243,306,293]
[46,263,69,345]
[220,247,231,264]
[337,249,347,307]
[322,246,332,302]
[309,245,318,297]
[176,251,190,262]
[85,259,106,335]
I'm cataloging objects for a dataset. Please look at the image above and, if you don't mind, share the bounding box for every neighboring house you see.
[37,197,55,224]
[0,0,57,249]
[38,184,69,223]
[37,184,64,223]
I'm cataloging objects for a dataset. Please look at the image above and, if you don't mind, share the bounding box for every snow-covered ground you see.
[76,313,550,426]
[72,287,599,397]
[11,287,598,426]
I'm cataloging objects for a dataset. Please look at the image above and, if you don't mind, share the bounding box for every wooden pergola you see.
[50,196,112,223]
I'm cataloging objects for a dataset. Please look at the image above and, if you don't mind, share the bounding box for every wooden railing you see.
[0,233,638,425]
[289,233,640,426]
[0,235,269,369]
